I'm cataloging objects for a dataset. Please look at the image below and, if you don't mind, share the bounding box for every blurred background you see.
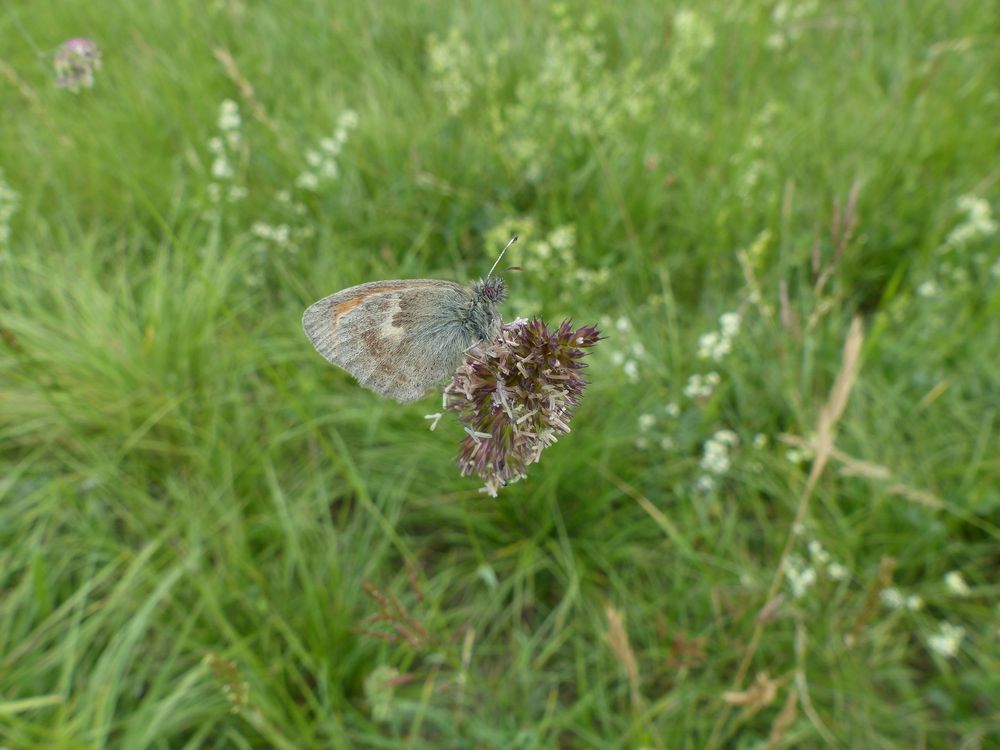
[1,1,998,747]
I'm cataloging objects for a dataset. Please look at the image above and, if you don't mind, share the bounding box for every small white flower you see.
[906,595,924,611]
[927,621,965,658]
[697,331,722,360]
[251,222,273,239]
[208,136,225,154]
[808,540,830,565]
[827,562,849,581]
[719,311,740,336]
[700,439,731,474]
[694,474,716,493]
[623,360,639,382]
[665,401,680,418]
[714,429,738,446]
[917,280,939,298]
[227,186,247,202]
[273,224,291,245]
[218,99,241,132]
[752,433,768,449]
[638,414,655,430]
[296,172,319,190]
[881,587,905,610]
[339,109,359,129]
[548,225,576,250]
[616,316,631,333]
[784,556,816,598]
[305,149,324,168]
[659,436,675,451]
[320,161,340,179]
[211,156,233,180]
[944,570,971,597]
[610,351,625,366]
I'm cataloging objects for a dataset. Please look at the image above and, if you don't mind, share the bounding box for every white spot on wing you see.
[379,296,406,340]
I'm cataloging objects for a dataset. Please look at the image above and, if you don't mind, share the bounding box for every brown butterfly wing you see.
[302,280,477,403]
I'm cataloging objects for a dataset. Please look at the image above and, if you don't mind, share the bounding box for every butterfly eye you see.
[478,277,507,303]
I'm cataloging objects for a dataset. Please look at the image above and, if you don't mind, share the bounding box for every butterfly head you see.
[474,276,507,304]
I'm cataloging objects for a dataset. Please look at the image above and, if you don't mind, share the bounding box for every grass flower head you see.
[444,319,601,496]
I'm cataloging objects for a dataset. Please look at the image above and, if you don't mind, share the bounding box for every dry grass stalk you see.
[722,671,783,718]
[779,279,800,340]
[707,317,864,750]
[794,621,836,745]
[603,604,642,715]
[212,47,287,146]
[755,594,786,625]
[767,688,798,748]
[665,632,708,669]
[778,432,944,510]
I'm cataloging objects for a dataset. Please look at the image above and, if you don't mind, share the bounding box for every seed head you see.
[444,319,602,496]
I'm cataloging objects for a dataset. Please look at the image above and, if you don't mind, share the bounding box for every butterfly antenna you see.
[487,235,518,278]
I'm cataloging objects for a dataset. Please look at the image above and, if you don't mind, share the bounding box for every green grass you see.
[2,0,999,747]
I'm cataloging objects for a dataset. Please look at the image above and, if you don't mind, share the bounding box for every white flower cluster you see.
[927,621,965,658]
[917,279,940,298]
[784,538,851,598]
[0,169,19,252]
[784,442,815,466]
[944,570,971,597]
[880,587,923,612]
[427,27,475,117]
[915,194,997,298]
[608,316,644,384]
[945,195,997,249]
[784,555,817,598]
[683,371,720,399]
[206,99,247,204]
[697,311,741,361]
[693,429,738,492]
[765,0,819,51]
[503,10,650,180]
[251,222,292,248]
[661,9,716,94]
[633,401,681,451]
[296,110,358,191]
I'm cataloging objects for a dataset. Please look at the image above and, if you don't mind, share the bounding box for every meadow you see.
[1,0,999,748]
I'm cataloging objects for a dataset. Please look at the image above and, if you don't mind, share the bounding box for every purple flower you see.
[444,319,602,496]
[54,38,102,93]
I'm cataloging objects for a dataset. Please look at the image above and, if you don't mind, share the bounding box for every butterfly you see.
[302,237,517,403]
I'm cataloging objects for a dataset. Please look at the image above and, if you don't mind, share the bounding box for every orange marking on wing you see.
[334,296,368,318]
[331,283,410,327]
